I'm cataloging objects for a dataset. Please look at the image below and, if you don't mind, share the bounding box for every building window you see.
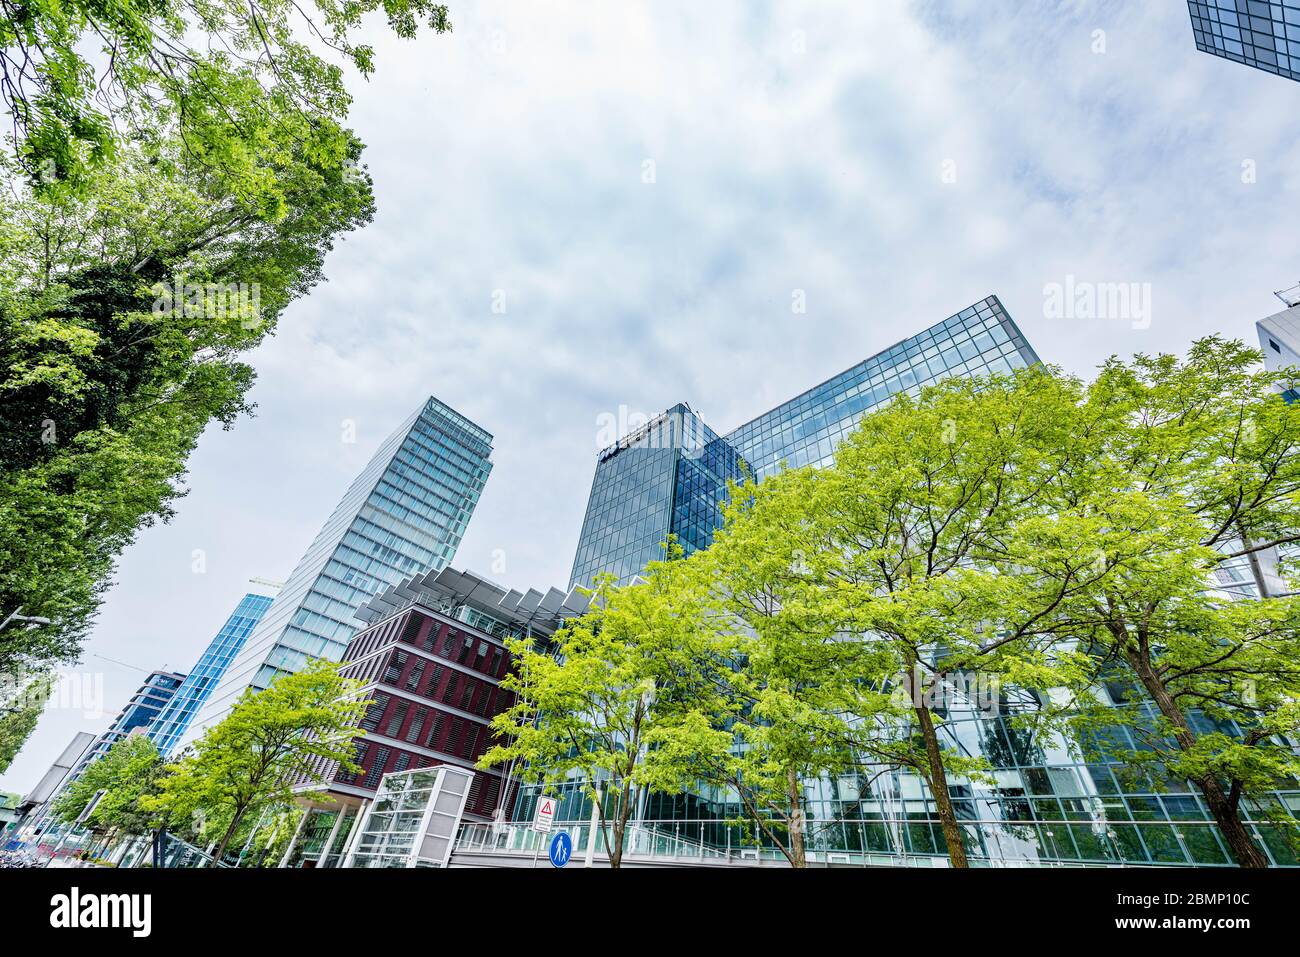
[425,665,445,700]
[407,707,427,744]
[385,701,409,738]
[406,660,426,692]
[339,742,367,784]
[383,651,407,684]
[361,694,389,732]
[425,713,443,749]
[363,747,391,788]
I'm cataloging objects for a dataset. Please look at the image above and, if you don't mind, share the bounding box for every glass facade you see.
[570,296,1039,586]
[727,296,1040,477]
[344,765,475,868]
[181,397,493,748]
[517,686,1300,867]
[146,593,274,756]
[1188,0,1300,82]
[72,670,186,776]
[570,404,749,587]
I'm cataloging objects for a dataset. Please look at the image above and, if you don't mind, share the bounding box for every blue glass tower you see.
[146,592,274,756]
[570,405,748,587]
[1187,0,1300,83]
[182,397,493,747]
[570,295,1039,586]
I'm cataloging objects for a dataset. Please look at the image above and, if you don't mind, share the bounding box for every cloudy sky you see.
[5,0,1298,793]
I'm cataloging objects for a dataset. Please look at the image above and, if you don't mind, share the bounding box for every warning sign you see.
[533,795,557,833]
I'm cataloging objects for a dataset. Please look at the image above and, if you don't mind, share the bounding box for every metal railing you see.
[455,815,1298,868]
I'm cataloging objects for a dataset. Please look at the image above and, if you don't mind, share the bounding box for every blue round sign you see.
[548,831,573,868]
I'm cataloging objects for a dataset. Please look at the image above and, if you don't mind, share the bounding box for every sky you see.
[4,0,1299,793]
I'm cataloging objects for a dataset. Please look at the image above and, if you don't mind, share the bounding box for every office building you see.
[570,295,1040,586]
[11,731,96,840]
[279,566,589,867]
[1187,0,1300,83]
[1257,285,1300,402]
[23,672,182,845]
[181,397,493,747]
[75,670,186,774]
[146,592,274,755]
[570,404,749,587]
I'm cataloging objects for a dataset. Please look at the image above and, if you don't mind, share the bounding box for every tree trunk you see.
[609,779,632,869]
[207,808,247,869]
[787,767,807,869]
[908,662,968,867]
[1125,648,1269,868]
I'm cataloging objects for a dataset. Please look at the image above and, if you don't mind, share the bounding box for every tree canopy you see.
[145,658,368,865]
[1,0,450,202]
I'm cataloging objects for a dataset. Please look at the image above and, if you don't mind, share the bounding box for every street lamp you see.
[0,607,52,631]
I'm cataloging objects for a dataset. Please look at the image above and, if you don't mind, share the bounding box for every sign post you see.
[532,795,557,833]
[529,795,557,869]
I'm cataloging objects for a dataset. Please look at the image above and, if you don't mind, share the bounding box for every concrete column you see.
[278,808,312,868]
[318,806,348,868]
[340,800,372,869]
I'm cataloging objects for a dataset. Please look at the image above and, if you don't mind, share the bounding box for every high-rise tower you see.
[181,397,493,746]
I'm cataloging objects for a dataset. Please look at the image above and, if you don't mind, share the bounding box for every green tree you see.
[786,368,1100,867]
[0,117,373,671]
[50,735,166,854]
[0,0,451,199]
[648,470,873,868]
[1018,339,1300,868]
[0,668,52,774]
[144,659,367,866]
[480,547,732,869]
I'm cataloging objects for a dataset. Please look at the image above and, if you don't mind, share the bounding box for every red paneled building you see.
[290,567,589,866]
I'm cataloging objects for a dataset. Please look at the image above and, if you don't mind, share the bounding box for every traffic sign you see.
[532,795,557,832]
[549,832,572,868]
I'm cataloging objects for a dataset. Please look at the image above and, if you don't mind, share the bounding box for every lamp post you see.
[0,607,51,631]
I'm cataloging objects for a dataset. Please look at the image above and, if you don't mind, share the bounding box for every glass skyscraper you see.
[1188,0,1300,83]
[181,397,493,747]
[72,670,186,775]
[146,592,274,756]
[571,404,749,587]
[570,295,1039,586]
